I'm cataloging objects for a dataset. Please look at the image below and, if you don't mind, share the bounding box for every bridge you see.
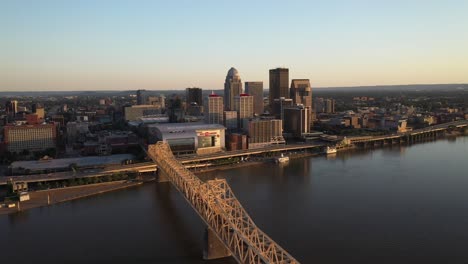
[347,120,468,145]
[148,142,300,264]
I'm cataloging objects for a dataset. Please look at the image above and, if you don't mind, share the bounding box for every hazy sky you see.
[1,0,468,91]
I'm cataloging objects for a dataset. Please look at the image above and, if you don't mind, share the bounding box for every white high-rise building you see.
[224,67,243,111]
[204,92,224,125]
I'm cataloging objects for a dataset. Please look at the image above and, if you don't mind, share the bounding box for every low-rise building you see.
[148,123,226,155]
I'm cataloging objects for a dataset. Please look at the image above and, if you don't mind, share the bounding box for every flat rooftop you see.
[148,122,225,133]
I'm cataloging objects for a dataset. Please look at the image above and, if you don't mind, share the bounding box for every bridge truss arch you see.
[148,142,299,264]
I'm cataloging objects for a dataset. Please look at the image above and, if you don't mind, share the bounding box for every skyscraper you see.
[234,94,254,129]
[5,101,18,116]
[245,81,264,115]
[283,106,311,138]
[290,79,313,123]
[186,87,203,106]
[205,92,224,125]
[224,67,243,111]
[136,89,147,105]
[325,99,335,113]
[269,68,289,109]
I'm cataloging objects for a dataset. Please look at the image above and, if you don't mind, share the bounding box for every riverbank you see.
[192,151,324,174]
[0,180,145,215]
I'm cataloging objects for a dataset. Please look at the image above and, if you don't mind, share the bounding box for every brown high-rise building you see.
[269,68,289,114]
[290,79,313,124]
[325,99,335,113]
[186,87,203,106]
[245,81,264,115]
[224,67,243,111]
[283,106,311,138]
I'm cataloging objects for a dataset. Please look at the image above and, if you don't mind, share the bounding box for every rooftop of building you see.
[226,67,240,78]
[126,104,161,108]
[147,122,225,133]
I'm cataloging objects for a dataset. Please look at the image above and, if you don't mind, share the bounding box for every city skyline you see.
[2,0,468,91]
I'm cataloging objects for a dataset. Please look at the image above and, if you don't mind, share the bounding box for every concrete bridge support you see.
[156,169,170,183]
[203,227,232,260]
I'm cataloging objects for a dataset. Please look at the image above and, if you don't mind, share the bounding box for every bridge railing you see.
[148,142,299,264]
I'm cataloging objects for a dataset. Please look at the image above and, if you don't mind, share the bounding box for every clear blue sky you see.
[1,0,467,91]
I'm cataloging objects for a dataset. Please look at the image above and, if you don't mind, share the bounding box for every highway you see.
[1,143,323,186]
[0,163,156,185]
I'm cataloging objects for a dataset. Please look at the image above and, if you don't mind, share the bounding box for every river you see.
[2,136,468,264]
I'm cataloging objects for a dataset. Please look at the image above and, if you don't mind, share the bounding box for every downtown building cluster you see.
[199,67,315,151]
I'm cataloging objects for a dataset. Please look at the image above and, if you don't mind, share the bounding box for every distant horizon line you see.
[0,83,467,93]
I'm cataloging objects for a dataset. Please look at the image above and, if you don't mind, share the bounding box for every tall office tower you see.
[325,99,335,113]
[136,89,147,105]
[290,79,313,124]
[224,67,243,110]
[269,68,289,115]
[5,101,17,116]
[186,87,203,106]
[245,81,264,115]
[204,92,224,125]
[272,97,293,121]
[234,94,254,120]
[234,94,254,129]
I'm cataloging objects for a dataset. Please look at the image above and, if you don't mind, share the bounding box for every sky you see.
[1,0,468,91]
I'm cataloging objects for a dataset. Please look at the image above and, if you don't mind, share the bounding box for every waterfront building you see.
[283,106,311,138]
[245,81,264,115]
[269,68,289,115]
[290,79,313,122]
[124,105,162,121]
[226,133,248,151]
[204,92,224,125]
[246,118,284,149]
[224,67,243,110]
[148,123,226,155]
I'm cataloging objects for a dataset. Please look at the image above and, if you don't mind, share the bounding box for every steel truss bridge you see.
[148,142,299,264]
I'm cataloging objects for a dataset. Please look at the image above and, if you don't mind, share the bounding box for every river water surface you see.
[2,136,468,264]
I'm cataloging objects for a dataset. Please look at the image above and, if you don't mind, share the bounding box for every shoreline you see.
[192,152,324,174]
[0,180,147,215]
[191,134,466,174]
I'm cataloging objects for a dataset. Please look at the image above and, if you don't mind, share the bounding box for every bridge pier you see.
[156,169,170,183]
[203,227,231,260]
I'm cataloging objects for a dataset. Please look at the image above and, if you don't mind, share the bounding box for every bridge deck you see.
[148,142,299,264]
[348,120,468,143]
